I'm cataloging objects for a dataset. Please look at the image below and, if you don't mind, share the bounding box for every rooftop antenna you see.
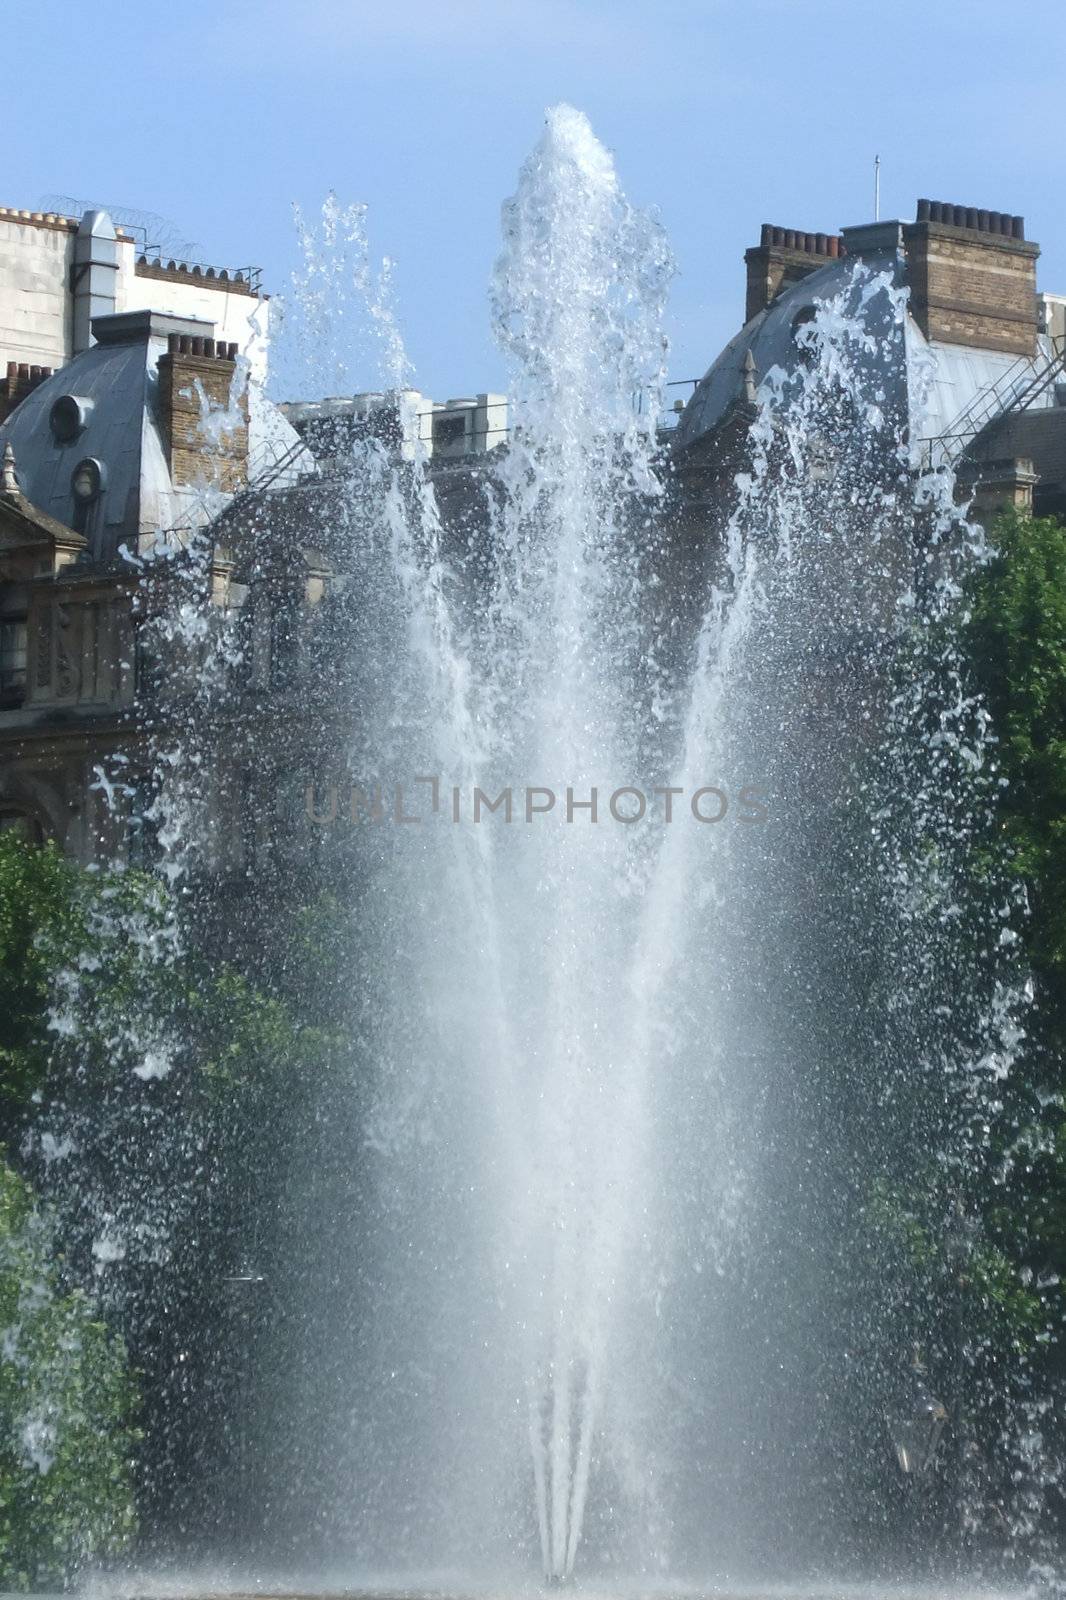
[874,153,881,221]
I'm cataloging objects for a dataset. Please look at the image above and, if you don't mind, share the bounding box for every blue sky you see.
[8,0,1066,401]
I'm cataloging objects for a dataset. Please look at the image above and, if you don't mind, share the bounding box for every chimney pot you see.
[1013,215,1025,239]
[917,198,931,222]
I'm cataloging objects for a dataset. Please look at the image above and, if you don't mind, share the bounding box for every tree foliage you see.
[0,1162,137,1589]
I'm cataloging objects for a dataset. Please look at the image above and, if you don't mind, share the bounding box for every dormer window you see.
[0,615,27,702]
[433,412,469,451]
[72,457,103,502]
[50,394,93,444]
[71,456,105,536]
[269,604,298,690]
[791,305,819,366]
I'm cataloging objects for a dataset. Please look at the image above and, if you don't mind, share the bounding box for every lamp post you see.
[944,1202,978,1557]
[223,1265,265,1553]
[885,1346,948,1477]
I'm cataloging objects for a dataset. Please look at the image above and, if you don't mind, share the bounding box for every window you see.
[71,457,105,538]
[269,605,298,690]
[433,413,468,450]
[134,624,163,701]
[791,305,819,366]
[0,617,27,698]
[127,777,160,871]
[0,812,42,843]
[50,394,91,444]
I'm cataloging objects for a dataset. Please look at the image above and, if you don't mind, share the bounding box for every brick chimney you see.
[0,361,53,425]
[744,225,845,323]
[157,335,248,490]
[903,200,1039,356]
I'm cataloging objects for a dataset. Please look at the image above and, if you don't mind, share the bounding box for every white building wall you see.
[0,213,77,370]
[118,252,270,381]
[0,209,269,380]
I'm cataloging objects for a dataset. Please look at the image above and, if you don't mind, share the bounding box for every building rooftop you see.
[675,218,1057,459]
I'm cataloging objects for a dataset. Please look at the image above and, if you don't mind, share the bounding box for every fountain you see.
[40,105,1038,1591]
[229,105,1022,1584]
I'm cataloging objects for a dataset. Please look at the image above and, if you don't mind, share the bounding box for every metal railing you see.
[924,336,1066,470]
[656,378,700,432]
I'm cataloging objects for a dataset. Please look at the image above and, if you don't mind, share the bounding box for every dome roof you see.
[674,235,1054,457]
[0,310,306,565]
[0,311,208,562]
[675,253,894,452]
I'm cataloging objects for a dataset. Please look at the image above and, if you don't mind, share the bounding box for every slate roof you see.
[674,240,1056,456]
[0,310,304,564]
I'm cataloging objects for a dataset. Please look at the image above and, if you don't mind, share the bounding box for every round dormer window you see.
[50,394,93,444]
[71,457,105,502]
[791,305,819,364]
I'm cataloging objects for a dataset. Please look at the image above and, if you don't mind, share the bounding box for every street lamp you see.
[885,1347,948,1476]
[223,1265,265,1551]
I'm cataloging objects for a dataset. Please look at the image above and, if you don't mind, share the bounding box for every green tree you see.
[967,509,1066,987]
[960,509,1066,1547]
[0,839,82,1117]
[0,1162,137,1589]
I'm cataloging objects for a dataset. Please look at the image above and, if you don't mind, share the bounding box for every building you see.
[0,205,290,853]
[0,205,268,421]
[673,200,1066,521]
[2,191,1065,866]
[0,202,511,863]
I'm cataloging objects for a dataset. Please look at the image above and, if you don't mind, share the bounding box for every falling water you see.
[54,103,1030,1586]
[249,101,1021,1580]
[277,106,681,1578]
